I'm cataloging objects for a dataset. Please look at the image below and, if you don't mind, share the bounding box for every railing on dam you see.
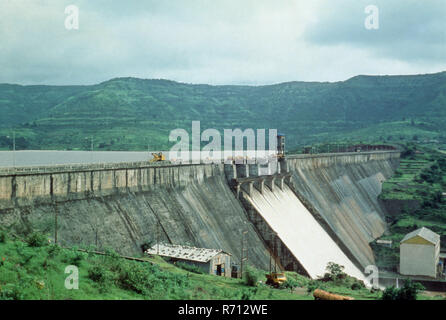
[0,160,196,177]
[286,150,401,160]
[0,150,401,177]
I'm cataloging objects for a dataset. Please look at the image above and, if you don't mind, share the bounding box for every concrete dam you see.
[0,151,400,279]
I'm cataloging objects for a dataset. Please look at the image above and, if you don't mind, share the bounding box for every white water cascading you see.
[243,183,367,282]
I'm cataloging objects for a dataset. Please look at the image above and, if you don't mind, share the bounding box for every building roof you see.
[401,227,440,245]
[145,243,230,263]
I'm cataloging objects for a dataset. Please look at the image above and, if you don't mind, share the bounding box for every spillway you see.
[243,183,366,281]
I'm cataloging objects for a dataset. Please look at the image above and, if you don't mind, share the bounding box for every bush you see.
[88,265,109,283]
[25,232,48,247]
[243,265,259,287]
[382,286,399,300]
[397,279,425,300]
[280,277,300,291]
[240,287,258,300]
[394,169,403,178]
[351,281,364,290]
[381,279,424,300]
[116,260,190,296]
[46,244,61,257]
[61,249,87,267]
[0,284,24,300]
[306,279,320,293]
[117,261,152,295]
[0,231,7,243]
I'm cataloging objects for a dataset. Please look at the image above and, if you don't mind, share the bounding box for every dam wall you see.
[0,151,400,274]
[0,162,271,269]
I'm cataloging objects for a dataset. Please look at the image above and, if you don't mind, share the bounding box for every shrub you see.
[397,279,425,300]
[61,249,87,267]
[116,260,188,296]
[240,287,258,300]
[0,284,24,300]
[382,286,399,300]
[306,279,320,293]
[351,281,364,290]
[88,265,109,283]
[46,244,61,257]
[280,278,300,291]
[243,265,259,287]
[117,262,151,295]
[25,232,48,247]
[0,230,7,243]
[16,245,36,265]
[394,169,403,178]
[381,279,424,300]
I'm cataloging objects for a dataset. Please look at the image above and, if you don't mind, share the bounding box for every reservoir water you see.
[0,150,278,167]
[0,150,153,167]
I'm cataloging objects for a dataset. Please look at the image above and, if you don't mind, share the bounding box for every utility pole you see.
[90,137,94,163]
[156,221,160,255]
[240,230,248,279]
[273,233,277,272]
[269,231,276,273]
[54,207,58,244]
[12,131,16,167]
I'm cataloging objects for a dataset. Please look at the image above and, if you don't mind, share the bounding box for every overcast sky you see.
[1,0,445,85]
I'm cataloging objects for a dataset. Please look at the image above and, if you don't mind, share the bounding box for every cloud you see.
[304,0,446,63]
[0,0,444,85]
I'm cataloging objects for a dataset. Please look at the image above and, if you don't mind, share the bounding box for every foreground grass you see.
[1,231,440,300]
[0,232,387,300]
[0,233,309,300]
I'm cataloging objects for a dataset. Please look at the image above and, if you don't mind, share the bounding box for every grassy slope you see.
[0,232,388,300]
[0,72,445,151]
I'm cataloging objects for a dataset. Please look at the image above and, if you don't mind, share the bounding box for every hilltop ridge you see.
[0,71,445,150]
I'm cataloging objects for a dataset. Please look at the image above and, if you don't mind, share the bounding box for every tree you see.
[324,262,346,281]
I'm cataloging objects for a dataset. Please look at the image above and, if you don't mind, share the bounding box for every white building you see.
[400,227,440,278]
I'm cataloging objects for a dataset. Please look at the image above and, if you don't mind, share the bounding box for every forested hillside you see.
[0,71,445,151]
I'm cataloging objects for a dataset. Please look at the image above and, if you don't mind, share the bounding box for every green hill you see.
[0,71,445,151]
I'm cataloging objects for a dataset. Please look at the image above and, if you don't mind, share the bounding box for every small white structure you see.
[376,239,393,248]
[400,227,440,278]
[146,243,232,277]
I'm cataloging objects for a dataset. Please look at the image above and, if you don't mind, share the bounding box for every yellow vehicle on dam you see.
[150,152,166,162]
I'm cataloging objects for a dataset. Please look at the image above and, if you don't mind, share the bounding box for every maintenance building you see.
[146,243,232,277]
